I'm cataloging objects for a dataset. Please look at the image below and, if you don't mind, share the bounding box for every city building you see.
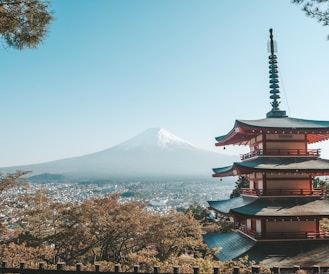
[204,29,329,267]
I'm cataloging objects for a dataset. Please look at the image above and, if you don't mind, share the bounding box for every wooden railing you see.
[264,231,314,239]
[239,225,261,239]
[0,261,249,274]
[241,149,321,160]
[240,188,324,197]
[264,231,329,240]
[239,226,329,240]
[0,260,327,274]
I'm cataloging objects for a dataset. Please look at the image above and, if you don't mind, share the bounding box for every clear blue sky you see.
[2,0,329,167]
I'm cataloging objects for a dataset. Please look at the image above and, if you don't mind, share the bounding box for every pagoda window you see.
[256,219,262,233]
[256,172,263,179]
[256,134,263,142]
[250,135,263,145]
[249,174,255,188]
[247,219,251,230]
[242,173,264,196]
[250,135,263,153]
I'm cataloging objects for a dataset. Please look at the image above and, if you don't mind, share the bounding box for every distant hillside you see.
[2,128,238,180]
[27,173,68,183]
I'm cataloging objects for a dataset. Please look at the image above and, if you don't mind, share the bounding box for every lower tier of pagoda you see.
[203,231,329,266]
[208,196,329,241]
[239,223,329,240]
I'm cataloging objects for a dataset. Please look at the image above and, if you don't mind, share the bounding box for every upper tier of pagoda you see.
[215,117,329,146]
[215,28,329,147]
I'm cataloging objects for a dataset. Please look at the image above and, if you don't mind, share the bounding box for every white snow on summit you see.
[156,128,196,148]
[115,128,196,150]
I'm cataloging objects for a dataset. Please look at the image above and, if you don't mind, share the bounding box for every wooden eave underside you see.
[208,197,329,218]
[215,123,329,147]
[212,167,329,178]
[212,158,329,178]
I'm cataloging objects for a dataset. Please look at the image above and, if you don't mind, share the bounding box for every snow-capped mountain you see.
[2,128,238,179]
[114,128,196,150]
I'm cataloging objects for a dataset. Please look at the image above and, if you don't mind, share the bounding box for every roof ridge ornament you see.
[266,28,287,118]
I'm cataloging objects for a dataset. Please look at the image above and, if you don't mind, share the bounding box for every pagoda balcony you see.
[264,231,319,239]
[240,188,324,197]
[239,225,261,239]
[239,226,329,240]
[241,148,321,160]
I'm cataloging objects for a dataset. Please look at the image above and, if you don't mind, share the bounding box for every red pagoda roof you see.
[215,117,329,146]
[212,157,329,177]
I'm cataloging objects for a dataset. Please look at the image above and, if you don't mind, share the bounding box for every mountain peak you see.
[1,127,239,178]
[114,128,196,150]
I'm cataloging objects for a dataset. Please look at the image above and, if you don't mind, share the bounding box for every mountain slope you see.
[2,128,238,179]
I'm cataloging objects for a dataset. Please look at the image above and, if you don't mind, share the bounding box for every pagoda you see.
[204,29,329,267]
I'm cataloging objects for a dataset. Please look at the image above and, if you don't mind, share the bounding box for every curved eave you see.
[215,121,254,147]
[215,118,329,147]
[209,197,329,218]
[212,164,250,177]
[208,197,257,214]
[232,197,329,217]
[212,165,237,177]
[213,157,329,177]
[243,241,329,267]
[203,232,256,261]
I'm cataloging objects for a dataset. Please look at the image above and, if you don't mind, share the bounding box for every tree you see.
[4,187,213,267]
[293,0,329,37]
[147,211,207,262]
[0,171,30,235]
[313,177,329,197]
[230,176,249,198]
[18,194,152,265]
[0,0,53,49]
[0,170,31,191]
[15,190,53,247]
[184,202,209,223]
[87,195,151,264]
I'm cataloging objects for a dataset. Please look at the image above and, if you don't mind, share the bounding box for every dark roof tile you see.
[203,232,256,261]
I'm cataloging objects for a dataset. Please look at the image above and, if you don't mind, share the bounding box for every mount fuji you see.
[2,128,238,179]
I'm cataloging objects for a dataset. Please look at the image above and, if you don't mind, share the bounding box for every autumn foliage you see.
[0,172,272,273]
[0,172,214,271]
